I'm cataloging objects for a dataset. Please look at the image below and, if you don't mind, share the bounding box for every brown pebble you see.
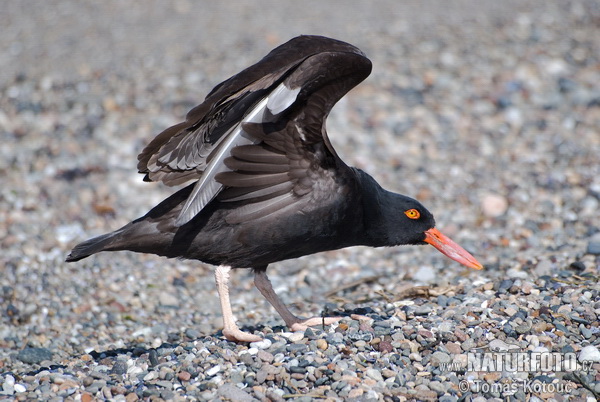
[445,342,462,354]
[454,329,468,342]
[417,389,438,401]
[484,372,502,382]
[483,282,494,291]
[377,340,393,354]
[358,323,374,332]
[125,392,139,402]
[418,329,434,339]
[81,393,93,402]
[177,371,191,381]
[257,350,274,363]
[316,339,328,351]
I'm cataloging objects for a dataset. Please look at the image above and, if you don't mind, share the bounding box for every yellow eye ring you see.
[404,208,420,219]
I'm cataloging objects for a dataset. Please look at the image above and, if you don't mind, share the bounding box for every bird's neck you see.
[354,169,406,247]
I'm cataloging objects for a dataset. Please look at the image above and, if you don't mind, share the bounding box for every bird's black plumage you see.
[67,35,482,342]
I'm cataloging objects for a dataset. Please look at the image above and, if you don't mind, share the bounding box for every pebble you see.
[481,193,508,217]
[206,365,220,377]
[579,346,600,362]
[586,242,600,255]
[217,384,254,402]
[16,348,53,364]
[365,368,384,382]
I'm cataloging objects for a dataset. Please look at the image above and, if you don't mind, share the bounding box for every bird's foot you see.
[288,313,372,332]
[289,316,342,332]
[222,327,262,343]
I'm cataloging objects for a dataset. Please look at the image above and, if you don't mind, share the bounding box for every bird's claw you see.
[222,328,262,343]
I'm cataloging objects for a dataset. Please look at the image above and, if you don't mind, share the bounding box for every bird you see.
[66,35,483,342]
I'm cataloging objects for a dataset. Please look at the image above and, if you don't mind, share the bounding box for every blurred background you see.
[1,0,599,383]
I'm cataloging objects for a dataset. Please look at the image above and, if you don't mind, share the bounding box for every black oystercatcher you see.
[67,35,483,342]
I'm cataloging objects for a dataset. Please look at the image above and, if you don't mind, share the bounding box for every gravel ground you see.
[1,1,600,401]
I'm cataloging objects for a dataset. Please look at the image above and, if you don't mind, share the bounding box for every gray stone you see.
[16,348,53,364]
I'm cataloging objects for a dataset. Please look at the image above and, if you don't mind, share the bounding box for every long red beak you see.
[424,228,483,270]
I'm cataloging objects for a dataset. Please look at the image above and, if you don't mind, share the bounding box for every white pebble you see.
[481,193,508,218]
[250,338,272,349]
[3,375,15,386]
[206,365,220,376]
[14,384,26,393]
[579,345,600,362]
[288,332,305,342]
[143,371,157,381]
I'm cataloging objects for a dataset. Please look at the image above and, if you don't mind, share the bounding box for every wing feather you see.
[136,36,372,225]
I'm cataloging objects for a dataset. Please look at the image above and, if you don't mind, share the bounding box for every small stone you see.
[414,266,436,282]
[110,360,128,375]
[158,292,179,307]
[217,383,254,402]
[206,365,220,376]
[586,242,600,255]
[579,345,600,362]
[316,339,328,350]
[461,338,476,351]
[250,338,272,350]
[125,392,139,402]
[287,344,308,353]
[143,371,158,381]
[257,350,274,363]
[81,392,93,402]
[515,321,532,334]
[445,342,462,354]
[185,328,201,339]
[580,325,592,339]
[569,261,586,271]
[377,340,393,353]
[16,347,53,364]
[430,352,451,366]
[484,372,502,382]
[534,260,553,276]
[481,193,508,217]
[13,384,26,393]
[177,371,191,382]
[365,368,384,382]
[288,332,305,342]
[429,380,447,394]
[418,329,434,339]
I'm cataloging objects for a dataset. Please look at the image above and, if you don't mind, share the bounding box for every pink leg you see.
[254,270,342,332]
[214,265,262,342]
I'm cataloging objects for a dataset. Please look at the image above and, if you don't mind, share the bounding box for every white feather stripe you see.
[175,81,300,226]
[175,96,272,226]
[266,84,300,115]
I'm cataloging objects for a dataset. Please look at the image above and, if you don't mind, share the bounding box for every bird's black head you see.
[378,193,436,246]
[357,169,482,270]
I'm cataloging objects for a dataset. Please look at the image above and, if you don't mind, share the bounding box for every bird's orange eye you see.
[404,209,420,219]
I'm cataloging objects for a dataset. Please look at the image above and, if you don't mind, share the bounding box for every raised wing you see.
[137,35,372,226]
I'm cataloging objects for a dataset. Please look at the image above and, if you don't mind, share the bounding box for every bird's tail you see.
[65,230,122,262]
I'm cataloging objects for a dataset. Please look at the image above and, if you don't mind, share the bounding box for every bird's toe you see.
[222,328,262,343]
